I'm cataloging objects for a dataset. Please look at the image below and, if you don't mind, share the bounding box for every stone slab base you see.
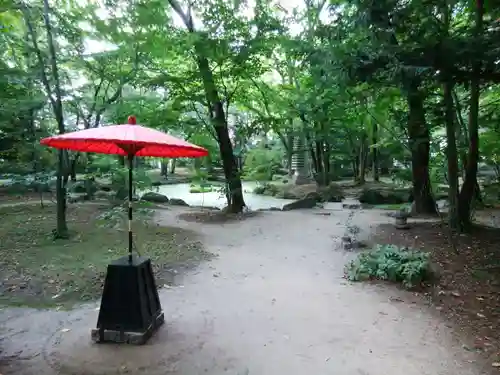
[91,311,165,345]
[291,172,312,186]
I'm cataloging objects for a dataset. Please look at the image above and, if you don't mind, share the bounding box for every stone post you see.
[291,131,312,185]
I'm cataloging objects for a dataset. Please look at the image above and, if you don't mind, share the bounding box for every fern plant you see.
[345,244,433,288]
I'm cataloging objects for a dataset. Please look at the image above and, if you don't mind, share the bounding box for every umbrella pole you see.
[128,154,134,263]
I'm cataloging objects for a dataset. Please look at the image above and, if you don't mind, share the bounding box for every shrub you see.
[189,184,213,193]
[344,244,433,288]
[242,147,282,181]
[87,155,120,174]
[253,183,280,196]
[110,167,154,199]
[390,167,413,185]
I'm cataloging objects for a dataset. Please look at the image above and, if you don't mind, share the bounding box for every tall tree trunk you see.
[358,134,367,184]
[69,153,79,182]
[24,0,68,237]
[286,132,294,176]
[372,121,379,182]
[170,158,177,174]
[44,0,68,238]
[458,0,483,230]
[352,158,359,181]
[168,0,245,212]
[406,83,436,214]
[160,159,169,177]
[323,140,331,184]
[443,77,460,229]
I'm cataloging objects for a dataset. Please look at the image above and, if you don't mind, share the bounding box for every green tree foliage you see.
[0,0,499,233]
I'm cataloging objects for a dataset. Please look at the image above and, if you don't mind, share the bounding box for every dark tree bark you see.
[170,158,177,174]
[24,0,69,238]
[406,81,437,214]
[372,121,379,182]
[160,159,169,177]
[458,0,483,230]
[443,76,460,229]
[167,0,254,212]
[358,133,367,184]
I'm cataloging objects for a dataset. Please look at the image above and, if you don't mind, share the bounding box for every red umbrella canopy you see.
[40,116,208,158]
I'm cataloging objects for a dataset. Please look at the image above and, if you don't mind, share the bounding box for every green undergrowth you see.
[345,244,434,289]
[0,203,211,308]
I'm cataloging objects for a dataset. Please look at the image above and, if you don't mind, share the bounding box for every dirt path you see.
[0,208,485,375]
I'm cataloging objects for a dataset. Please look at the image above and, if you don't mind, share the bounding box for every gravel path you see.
[0,207,484,375]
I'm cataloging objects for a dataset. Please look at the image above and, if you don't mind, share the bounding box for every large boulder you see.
[141,191,169,203]
[282,197,317,211]
[168,198,189,206]
[114,188,139,201]
[67,180,98,195]
[358,188,410,205]
[255,182,345,203]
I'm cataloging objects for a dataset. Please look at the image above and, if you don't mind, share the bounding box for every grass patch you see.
[0,203,210,308]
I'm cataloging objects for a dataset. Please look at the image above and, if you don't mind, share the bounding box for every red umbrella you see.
[41,115,207,157]
[41,115,208,262]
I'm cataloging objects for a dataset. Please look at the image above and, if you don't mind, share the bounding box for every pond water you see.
[151,181,296,210]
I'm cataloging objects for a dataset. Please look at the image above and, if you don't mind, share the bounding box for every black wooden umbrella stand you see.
[90,153,164,345]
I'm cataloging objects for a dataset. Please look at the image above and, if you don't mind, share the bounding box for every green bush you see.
[242,147,282,181]
[390,167,412,185]
[87,155,120,174]
[110,167,154,199]
[344,244,433,288]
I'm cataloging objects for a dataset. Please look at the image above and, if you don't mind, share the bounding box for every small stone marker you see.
[394,209,410,229]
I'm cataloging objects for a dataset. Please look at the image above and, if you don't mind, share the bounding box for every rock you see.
[304,191,322,202]
[253,183,281,196]
[99,184,113,192]
[141,192,169,203]
[257,207,281,212]
[67,193,88,203]
[277,168,289,176]
[191,205,220,211]
[115,187,129,200]
[317,183,344,202]
[68,180,98,194]
[168,198,189,206]
[342,203,361,209]
[254,182,344,203]
[282,197,317,211]
[358,188,409,205]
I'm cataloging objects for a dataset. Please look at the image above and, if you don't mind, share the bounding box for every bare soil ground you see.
[0,205,494,375]
[372,217,500,368]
